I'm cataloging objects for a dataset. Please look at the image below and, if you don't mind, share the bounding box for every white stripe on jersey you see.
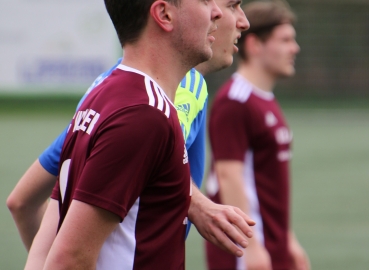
[153,85,164,111]
[228,74,252,103]
[145,77,155,107]
[118,64,173,118]
[157,87,171,118]
[96,197,140,270]
[243,150,264,244]
[230,73,274,102]
[145,78,171,118]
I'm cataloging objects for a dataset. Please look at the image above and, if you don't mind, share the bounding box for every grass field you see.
[0,98,368,269]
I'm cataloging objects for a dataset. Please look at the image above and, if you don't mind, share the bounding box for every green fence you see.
[205,0,369,99]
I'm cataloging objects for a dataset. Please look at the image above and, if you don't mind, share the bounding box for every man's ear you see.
[150,1,175,32]
[246,34,263,56]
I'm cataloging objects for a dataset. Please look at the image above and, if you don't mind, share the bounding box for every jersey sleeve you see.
[71,106,173,221]
[38,127,68,176]
[209,97,250,162]
[175,69,207,187]
[186,98,207,188]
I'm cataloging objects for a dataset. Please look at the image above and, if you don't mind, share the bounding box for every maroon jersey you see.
[206,73,291,270]
[52,65,191,270]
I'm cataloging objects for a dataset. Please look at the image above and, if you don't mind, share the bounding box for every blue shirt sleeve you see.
[185,98,207,238]
[186,98,207,188]
[38,127,68,176]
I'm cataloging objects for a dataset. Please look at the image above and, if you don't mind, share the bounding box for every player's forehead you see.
[270,24,296,39]
[215,0,241,8]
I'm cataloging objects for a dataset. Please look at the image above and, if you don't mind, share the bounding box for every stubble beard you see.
[173,29,213,71]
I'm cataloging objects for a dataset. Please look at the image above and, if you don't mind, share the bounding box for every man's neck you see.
[236,62,276,92]
[122,42,190,102]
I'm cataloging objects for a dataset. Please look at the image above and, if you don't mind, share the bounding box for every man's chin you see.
[212,57,233,73]
[280,68,296,78]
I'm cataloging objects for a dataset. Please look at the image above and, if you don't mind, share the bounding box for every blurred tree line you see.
[205,0,369,100]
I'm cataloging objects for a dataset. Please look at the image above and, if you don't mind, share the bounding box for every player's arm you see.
[209,99,272,269]
[25,198,59,269]
[6,159,57,251]
[188,181,255,257]
[288,230,310,270]
[215,161,272,270]
[6,126,68,251]
[42,200,119,270]
[8,59,122,252]
[25,199,120,270]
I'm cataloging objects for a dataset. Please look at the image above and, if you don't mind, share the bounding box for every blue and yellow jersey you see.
[39,61,207,189]
[175,68,207,189]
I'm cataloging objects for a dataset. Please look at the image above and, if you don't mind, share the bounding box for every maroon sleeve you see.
[209,96,250,162]
[51,179,60,200]
[73,105,173,221]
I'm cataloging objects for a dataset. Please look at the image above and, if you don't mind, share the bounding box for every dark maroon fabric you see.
[207,74,291,270]
[52,67,190,269]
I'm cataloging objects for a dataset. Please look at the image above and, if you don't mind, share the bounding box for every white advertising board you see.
[0,0,119,94]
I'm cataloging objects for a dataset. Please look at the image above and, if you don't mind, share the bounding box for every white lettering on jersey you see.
[73,111,83,132]
[265,111,278,127]
[275,127,292,144]
[72,109,100,135]
[183,217,188,225]
[183,145,188,164]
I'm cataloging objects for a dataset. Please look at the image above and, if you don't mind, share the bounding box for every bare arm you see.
[288,231,310,270]
[40,200,119,270]
[215,160,272,270]
[188,181,255,258]
[25,199,59,270]
[7,159,57,250]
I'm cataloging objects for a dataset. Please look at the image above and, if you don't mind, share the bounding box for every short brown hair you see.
[105,0,181,47]
[238,0,296,60]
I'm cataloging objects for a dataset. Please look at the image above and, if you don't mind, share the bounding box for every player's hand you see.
[288,232,310,270]
[188,185,255,257]
[244,240,272,270]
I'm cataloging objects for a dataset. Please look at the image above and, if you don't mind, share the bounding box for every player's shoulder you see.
[217,73,253,104]
[107,64,176,119]
[211,74,254,117]
[177,68,207,105]
[85,58,122,95]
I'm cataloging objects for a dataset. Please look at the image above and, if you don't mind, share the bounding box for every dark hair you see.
[104,0,181,47]
[238,0,297,60]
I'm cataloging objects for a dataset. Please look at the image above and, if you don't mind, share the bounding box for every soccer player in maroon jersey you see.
[206,1,310,270]
[23,1,255,269]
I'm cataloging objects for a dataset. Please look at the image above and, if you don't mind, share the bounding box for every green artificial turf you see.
[0,99,368,269]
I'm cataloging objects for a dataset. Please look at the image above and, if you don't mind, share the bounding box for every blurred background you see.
[0,0,368,269]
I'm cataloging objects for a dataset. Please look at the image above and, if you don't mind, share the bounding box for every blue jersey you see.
[39,59,208,236]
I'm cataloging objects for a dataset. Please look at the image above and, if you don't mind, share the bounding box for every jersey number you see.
[59,159,71,203]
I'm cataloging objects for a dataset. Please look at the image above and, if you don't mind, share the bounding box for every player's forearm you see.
[43,250,96,270]
[42,200,120,270]
[188,181,255,257]
[7,159,56,250]
[215,161,249,214]
[188,181,207,222]
[215,161,262,248]
[12,201,48,251]
[219,177,248,213]
[25,199,59,270]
